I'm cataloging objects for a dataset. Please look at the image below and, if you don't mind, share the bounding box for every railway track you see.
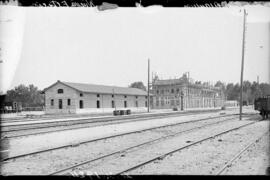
[2,114,238,162]
[1,109,228,138]
[114,121,258,175]
[0,112,114,122]
[2,109,222,129]
[48,115,259,175]
[215,131,269,175]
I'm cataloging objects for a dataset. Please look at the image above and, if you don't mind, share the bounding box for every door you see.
[97,100,100,108]
[80,100,83,109]
[59,99,62,109]
[180,95,184,110]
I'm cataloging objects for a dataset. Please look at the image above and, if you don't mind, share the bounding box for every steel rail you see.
[215,131,269,175]
[1,109,229,138]
[116,121,257,175]
[50,117,237,175]
[6,113,245,140]
[1,109,222,129]
[2,114,237,162]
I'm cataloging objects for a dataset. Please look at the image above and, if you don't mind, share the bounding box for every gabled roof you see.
[44,81,149,96]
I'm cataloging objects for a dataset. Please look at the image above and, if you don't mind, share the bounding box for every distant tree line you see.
[3,81,270,108]
[214,81,270,104]
[4,84,44,108]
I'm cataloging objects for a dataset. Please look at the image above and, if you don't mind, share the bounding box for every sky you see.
[0,5,269,94]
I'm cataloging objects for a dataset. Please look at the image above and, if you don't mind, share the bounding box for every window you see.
[112,94,114,98]
[156,90,159,94]
[67,99,71,106]
[97,100,100,108]
[124,95,127,98]
[112,101,115,108]
[79,100,83,109]
[124,101,127,108]
[80,93,83,97]
[59,99,62,109]
[171,89,174,93]
[136,101,138,107]
[176,89,179,93]
[135,96,138,99]
[161,99,164,106]
[145,101,148,107]
[97,94,100,97]
[51,99,54,106]
[57,89,64,94]
[171,100,175,106]
[145,96,147,99]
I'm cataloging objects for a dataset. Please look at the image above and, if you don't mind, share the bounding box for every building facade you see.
[43,81,149,114]
[151,74,225,110]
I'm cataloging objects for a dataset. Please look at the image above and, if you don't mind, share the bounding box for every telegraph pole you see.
[147,59,150,113]
[113,88,116,110]
[240,9,247,120]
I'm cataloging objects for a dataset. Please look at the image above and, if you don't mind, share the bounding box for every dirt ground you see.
[1,106,268,175]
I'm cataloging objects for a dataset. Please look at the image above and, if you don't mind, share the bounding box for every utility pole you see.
[240,9,247,120]
[113,88,116,110]
[186,72,190,109]
[147,59,150,113]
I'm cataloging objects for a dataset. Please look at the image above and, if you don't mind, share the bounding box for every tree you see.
[226,83,235,100]
[259,83,270,96]
[215,81,226,92]
[5,84,44,107]
[129,81,147,91]
[224,81,270,104]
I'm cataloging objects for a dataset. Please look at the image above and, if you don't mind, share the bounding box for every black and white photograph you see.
[0,0,269,176]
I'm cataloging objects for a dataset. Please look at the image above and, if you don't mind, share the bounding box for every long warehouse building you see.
[43,80,149,114]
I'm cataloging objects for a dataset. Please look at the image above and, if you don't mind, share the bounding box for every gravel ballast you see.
[1,115,236,175]
[64,117,257,175]
[126,120,269,175]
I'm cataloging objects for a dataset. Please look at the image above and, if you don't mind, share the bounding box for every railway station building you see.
[43,81,149,114]
[151,74,225,110]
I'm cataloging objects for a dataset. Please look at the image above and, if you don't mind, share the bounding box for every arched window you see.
[57,89,64,94]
